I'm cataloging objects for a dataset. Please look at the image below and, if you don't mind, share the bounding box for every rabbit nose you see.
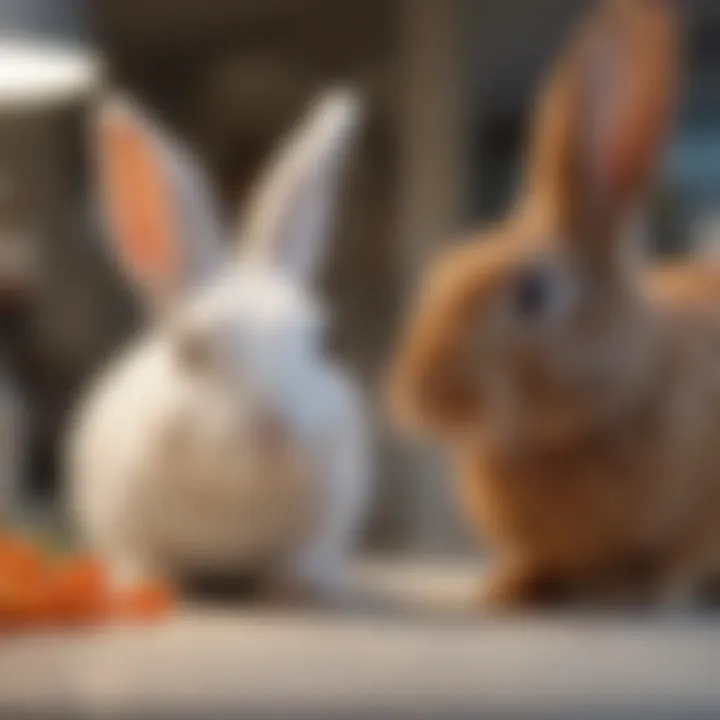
[253,407,289,450]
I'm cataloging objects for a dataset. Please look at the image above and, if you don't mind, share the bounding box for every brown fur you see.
[388,0,720,611]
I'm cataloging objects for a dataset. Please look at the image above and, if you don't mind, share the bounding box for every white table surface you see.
[1,560,720,719]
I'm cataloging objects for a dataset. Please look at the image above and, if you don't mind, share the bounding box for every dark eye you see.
[513,266,552,319]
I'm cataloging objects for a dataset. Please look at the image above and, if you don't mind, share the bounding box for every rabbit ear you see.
[238,89,363,284]
[521,28,586,231]
[581,0,680,213]
[95,95,224,308]
[523,0,680,239]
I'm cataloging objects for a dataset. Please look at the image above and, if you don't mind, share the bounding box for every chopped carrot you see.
[111,581,172,622]
[0,529,173,632]
[0,534,44,584]
[1,568,74,631]
[0,534,49,630]
[47,557,110,624]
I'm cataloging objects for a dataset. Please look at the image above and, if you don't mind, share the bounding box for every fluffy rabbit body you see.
[68,91,370,597]
[391,1,720,610]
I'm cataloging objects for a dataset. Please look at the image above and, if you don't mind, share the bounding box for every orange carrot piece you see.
[0,531,173,631]
[0,534,44,584]
[48,557,110,624]
[111,582,173,622]
[0,573,53,629]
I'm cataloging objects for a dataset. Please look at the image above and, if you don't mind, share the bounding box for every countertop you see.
[2,560,720,719]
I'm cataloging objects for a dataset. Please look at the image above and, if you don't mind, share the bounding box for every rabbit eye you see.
[513,266,552,319]
[509,261,574,329]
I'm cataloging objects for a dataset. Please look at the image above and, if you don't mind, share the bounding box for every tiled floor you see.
[2,561,720,719]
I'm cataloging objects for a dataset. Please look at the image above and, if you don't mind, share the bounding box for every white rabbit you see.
[66,89,370,601]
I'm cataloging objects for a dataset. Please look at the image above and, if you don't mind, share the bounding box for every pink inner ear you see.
[589,5,677,206]
[585,32,630,202]
[603,113,642,201]
[102,119,178,295]
[598,48,647,199]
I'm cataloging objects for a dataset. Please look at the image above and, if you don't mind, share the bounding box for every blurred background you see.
[1,0,720,558]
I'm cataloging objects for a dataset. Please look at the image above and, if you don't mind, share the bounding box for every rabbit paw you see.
[476,563,568,613]
[655,574,703,614]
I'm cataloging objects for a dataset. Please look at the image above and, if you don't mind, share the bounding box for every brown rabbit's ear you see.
[522,26,586,232]
[523,0,681,238]
[581,0,680,213]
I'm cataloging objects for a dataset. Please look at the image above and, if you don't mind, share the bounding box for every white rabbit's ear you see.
[95,95,224,307]
[239,89,363,284]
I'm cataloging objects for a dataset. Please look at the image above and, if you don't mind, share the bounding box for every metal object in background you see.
[0,29,121,505]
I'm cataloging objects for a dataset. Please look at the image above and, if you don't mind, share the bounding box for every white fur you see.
[67,90,370,597]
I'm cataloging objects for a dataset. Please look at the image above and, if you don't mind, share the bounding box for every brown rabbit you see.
[389,0,720,611]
